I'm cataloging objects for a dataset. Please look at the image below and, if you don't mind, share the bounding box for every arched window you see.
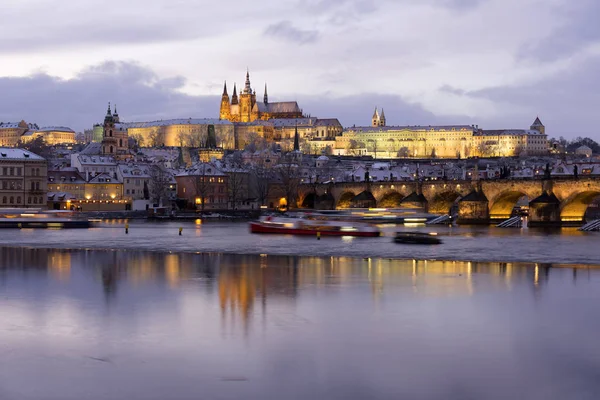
[16,196,21,204]
[9,196,14,204]
[2,196,6,204]
[36,168,40,176]
[33,197,37,204]
[109,130,113,137]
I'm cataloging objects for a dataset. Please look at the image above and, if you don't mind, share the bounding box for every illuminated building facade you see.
[21,126,77,146]
[0,121,38,147]
[0,148,47,208]
[327,116,548,158]
[219,71,303,123]
[101,103,129,157]
[175,163,229,210]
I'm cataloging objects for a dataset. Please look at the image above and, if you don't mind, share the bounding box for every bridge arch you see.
[337,191,356,209]
[489,191,529,220]
[560,191,600,222]
[301,192,316,208]
[378,191,404,208]
[429,191,462,215]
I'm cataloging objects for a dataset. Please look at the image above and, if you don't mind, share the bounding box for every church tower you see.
[102,102,117,156]
[371,108,380,127]
[379,109,386,127]
[531,116,545,135]
[219,81,231,120]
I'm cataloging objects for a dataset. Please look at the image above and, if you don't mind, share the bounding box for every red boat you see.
[249,216,381,237]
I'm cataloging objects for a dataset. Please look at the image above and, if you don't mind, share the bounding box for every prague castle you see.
[219,70,303,123]
[308,109,549,158]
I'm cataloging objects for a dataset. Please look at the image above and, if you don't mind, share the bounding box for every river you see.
[1,224,600,399]
[1,220,598,264]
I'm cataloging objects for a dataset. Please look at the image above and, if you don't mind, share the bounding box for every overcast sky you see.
[0,0,598,138]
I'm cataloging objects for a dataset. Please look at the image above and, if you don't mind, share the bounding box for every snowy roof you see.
[77,155,116,165]
[37,126,75,133]
[80,142,102,155]
[0,148,45,161]
[48,169,85,183]
[88,172,120,184]
[176,162,227,177]
[118,164,151,178]
[271,118,317,128]
[123,118,233,129]
[315,119,342,127]
[531,117,544,127]
[0,121,38,130]
[346,125,475,133]
[477,129,543,136]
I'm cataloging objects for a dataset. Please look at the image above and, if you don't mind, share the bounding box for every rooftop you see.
[0,148,45,161]
[123,118,233,129]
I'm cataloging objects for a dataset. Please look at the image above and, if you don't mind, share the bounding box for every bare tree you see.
[147,130,161,147]
[149,165,172,206]
[189,163,211,213]
[250,160,272,206]
[276,156,301,209]
[176,131,188,148]
[397,147,410,158]
[346,139,359,156]
[227,153,247,210]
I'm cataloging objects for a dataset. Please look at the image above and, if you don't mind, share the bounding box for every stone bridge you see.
[297,177,600,226]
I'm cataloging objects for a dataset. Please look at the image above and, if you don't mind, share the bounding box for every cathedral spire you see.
[231,83,238,105]
[223,81,228,96]
[244,69,251,94]
[264,83,268,104]
[106,102,112,116]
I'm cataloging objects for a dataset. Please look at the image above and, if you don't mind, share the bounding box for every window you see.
[28,197,31,204]
[31,182,35,190]
[35,182,40,190]
[2,196,5,204]
[33,197,37,204]
[9,196,14,204]
[16,196,20,204]
[126,189,130,194]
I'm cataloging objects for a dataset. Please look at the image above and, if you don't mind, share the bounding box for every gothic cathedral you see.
[219,70,304,123]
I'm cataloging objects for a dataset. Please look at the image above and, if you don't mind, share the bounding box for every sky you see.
[0,0,598,139]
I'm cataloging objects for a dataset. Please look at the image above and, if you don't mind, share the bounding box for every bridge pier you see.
[457,190,489,224]
[400,192,428,211]
[528,191,561,227]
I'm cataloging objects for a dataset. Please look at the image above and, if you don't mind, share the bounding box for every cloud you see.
[519,0,600,61]
[0,61,218,132]
[264,21,320,45]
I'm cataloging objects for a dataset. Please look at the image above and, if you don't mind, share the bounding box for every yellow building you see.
[21,126,77,146]
[126,118,235,149]
[328,115,548,158]
[84,172,123,201]
[0,121,37,147]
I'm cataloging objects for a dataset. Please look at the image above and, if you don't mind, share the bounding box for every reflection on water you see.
[1,247,600,400]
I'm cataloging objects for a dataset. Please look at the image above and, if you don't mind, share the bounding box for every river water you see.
[1,220,599,264]
[1,223,600,399]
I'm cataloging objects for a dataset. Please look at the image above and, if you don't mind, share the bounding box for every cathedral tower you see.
[372,108,380,127]
[219,81,231,120]
[239,70,256,123]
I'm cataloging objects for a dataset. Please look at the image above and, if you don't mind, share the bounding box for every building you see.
[219,71,303,123]
[235,117,342,151]
[575,145,593,158]
[70,153,118,180]
[175,163,228,210]
[126,119,234,149]
[21,126,77,146]
[92,124,104,142]
[101,104,129,157]
[117,164,151,201]
[84,172,124,202]
[0,121,39,147]
[47,168,86,210]
[328,116,548,158]
[0,148,47,208]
